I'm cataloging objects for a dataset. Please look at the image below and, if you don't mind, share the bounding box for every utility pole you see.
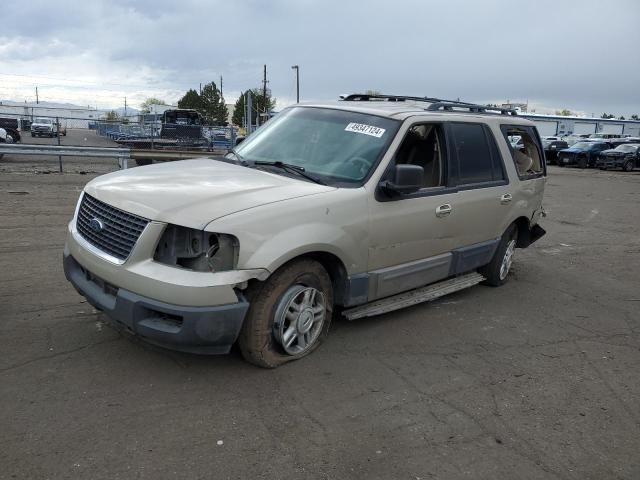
[291,65,299,103]
[220,75,223,98]
[199,83,202,95]
[124,96,127,117]
[262,64,268,126]
[35,86,39,104]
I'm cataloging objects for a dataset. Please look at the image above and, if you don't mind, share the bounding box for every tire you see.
[577,156,587,169]
[479,224,518,287]
[238,259,333,368]
[623,160,634,172]
[30,133,34,137]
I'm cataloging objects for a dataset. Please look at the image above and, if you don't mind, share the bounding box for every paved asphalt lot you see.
[1,147,639,479]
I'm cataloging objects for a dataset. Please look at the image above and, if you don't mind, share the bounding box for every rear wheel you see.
[479,224,518,287]
[238,259,333,368]
[623,160,634,172]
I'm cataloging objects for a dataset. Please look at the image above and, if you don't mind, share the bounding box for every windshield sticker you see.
[344,123,386,138]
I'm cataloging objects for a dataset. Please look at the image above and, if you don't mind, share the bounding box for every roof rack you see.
[341,93,518,116]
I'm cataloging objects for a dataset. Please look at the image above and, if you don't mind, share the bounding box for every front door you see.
[367,122,460,299]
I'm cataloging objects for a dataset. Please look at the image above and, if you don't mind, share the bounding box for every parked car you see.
[563,134,590,146]
[609,137,640,148]
[557,141,613,168]
[0,117,21,142]
[63,95,546,367]
[597,143,640,171]
[30,117,66,137]
[589,133,623,139]
[542,138,569,164]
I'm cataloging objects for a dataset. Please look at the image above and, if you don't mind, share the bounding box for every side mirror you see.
[381,164,424,195]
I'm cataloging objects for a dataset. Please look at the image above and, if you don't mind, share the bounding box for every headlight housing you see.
[154,225,238,272]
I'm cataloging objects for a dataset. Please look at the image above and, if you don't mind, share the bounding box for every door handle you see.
[435,204,452,217]
[500,193,513,205]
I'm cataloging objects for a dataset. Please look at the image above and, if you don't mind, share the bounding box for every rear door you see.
[442,121,512,248]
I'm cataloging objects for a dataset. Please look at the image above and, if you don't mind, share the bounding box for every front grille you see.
[76,193,149,261]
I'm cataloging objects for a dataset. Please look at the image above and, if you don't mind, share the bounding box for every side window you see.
[501,125,544,178]
[449,123,504,185]
[394,124,444,188]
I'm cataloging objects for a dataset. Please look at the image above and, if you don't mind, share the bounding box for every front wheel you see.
[479,224,518,287]
[577,156,587,169]
[623,160,634,172]
[238,259,333,368]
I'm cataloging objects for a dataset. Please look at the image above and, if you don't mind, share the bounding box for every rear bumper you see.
[64,253,249,354]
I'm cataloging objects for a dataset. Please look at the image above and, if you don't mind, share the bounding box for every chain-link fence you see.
[0,107,238,153]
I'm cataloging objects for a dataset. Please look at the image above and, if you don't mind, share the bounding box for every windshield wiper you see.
[253,161,327,185]
[226,148,249,166]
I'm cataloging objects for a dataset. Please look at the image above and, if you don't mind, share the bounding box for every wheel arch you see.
[258,250,355,308]
[512,215,545,248]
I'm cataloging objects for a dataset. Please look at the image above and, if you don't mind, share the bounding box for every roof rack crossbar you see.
[427,102,518,116]
[341,93,518,116]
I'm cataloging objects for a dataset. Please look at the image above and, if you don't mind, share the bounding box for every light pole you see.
[291,65,299,103]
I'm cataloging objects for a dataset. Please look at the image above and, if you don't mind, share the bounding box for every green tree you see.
[619,115,625,120]
[231,89,276,126]
[601,113,615,119]
[140,97,166,114]
[104,110,120,121]
[631,114,639,120]
[555,109,574,116]
[177,89,203,111]
[200,81,228,125]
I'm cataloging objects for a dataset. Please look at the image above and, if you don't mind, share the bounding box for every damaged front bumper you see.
[64,252,250,354]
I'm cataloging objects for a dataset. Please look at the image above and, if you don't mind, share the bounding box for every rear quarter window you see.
[500,125,545,179]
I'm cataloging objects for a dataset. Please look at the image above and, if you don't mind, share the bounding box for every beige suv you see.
[64,94,546,368]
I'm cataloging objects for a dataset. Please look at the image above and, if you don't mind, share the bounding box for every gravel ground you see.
[1,153,639,479]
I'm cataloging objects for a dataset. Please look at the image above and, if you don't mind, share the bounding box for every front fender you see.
[205,188,369,276]
[244,223,365,274]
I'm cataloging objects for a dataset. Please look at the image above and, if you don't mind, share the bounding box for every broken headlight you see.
[154,225,238,272]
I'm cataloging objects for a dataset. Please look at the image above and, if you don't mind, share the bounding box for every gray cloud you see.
[2,0,639,115]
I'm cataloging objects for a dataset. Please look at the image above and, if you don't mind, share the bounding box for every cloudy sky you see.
[1,0,639,116]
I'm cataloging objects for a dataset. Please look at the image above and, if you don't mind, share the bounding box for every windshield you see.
[616,144,639,152]
[34,118,52,124]
[232,107,399,186]
[571,142,596,150]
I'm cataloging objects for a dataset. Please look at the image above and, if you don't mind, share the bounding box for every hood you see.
[85,158,335,229]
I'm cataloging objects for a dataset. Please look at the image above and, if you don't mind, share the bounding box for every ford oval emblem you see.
[89,217,104,233]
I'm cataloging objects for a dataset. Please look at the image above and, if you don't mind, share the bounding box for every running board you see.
[342,272,485,320]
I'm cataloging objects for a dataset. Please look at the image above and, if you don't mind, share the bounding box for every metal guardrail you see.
[0,144,130,171]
